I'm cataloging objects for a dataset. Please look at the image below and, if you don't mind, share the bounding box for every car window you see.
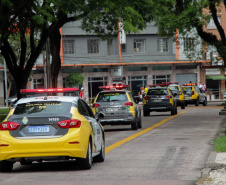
[181,87,192,91]
[169,86,179,90]
[147,89,168,95]
[96,92,128,102]
[80,99,95,118]
[14,101,72,115]
[78,99,89,117]
[128,92,135,102]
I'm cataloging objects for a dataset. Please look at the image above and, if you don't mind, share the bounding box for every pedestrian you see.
[203,83,206,93]
[79,87,86,100]
[144,85,148,95]
[199,82,204,93]
[138,87,144,101]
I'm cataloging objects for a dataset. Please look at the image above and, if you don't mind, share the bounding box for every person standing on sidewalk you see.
[79,87,86,100]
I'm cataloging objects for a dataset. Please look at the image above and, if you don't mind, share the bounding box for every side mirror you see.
[173,92,177,97]
[96,112,104,122]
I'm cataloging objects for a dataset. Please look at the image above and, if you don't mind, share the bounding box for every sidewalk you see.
[196,111,226,184]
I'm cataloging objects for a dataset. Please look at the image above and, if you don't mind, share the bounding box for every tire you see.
[171,107,175,115]
[137,114,142,129]
[203,98,207,106]
[143,110,149,117]
[93,136,105,162]
[195,98,199,106]
[131,117,138,130]
[77,140,92,170]
[0,161,13,172]
[20,160,32,165]
[181,102,185,109]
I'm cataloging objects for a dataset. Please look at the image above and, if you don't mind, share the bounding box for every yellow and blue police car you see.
[0,88,105,172]
[92,84,142,130]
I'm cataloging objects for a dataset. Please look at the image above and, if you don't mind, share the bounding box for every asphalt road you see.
[0,102,224,185]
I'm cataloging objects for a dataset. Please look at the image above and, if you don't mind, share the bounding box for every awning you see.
[206,75,226,80]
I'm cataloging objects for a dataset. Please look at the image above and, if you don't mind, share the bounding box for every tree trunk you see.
[49,28,61,88]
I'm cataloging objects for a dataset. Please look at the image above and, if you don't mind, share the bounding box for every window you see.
[87,39,100,54]
[121,44,126,53]
[87,68,108,72]
[157,38,169,52]
[78,100,89,116]
[127,67,147,71]
[33,79,44,89]
[153,75,170,85]
[183,37,195,51]
[107,39,113,55]
[207,16,221,29]
[63,40,74,54]
[134,39,145,53]
[152,66,171,70]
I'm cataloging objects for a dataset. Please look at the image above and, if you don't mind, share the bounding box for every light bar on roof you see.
[148,83,170,87]
[20,88,79,94]
[99,84,130,90]
[181,83,197,86]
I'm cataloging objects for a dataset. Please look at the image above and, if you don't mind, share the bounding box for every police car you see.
[181,83,207,106]
[143,83,177,116]
[92,85,142,130]
[0,88,105,172]
[167,82,186,109]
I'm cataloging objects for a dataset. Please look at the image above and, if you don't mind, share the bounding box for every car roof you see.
[16,96,80,104]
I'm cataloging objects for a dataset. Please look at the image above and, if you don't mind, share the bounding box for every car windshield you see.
[181,87,192,91]
[13,101,72,115]
[147,89,168,95]
[169,86,179,90]
[96,92,128,102]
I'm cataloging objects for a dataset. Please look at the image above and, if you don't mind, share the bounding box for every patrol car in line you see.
[181,83,207,106]
[167,82,186,109]
[143,83,177,116]
[92,84,142,130]
[0,88,105,172]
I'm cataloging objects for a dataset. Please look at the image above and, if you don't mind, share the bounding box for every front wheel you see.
[203,98,207,106]
[93,136,105,162]
[181,102,185,109]
[131,117,138,130]
[195,98,199,106]
[143,110,149,117]
[77,140,92,170]
[137,114,142,129]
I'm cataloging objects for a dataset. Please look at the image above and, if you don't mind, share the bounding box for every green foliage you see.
[66,73,84,87]
[214,136,226,152]
[0,108,9,114]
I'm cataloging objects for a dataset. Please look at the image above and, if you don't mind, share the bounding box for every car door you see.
[79,99,102,152]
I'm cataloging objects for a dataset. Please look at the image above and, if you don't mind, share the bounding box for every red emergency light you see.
[148,83,170,87]
[20,88,79,94]
[181,83,197,86]
[98,85,130,90]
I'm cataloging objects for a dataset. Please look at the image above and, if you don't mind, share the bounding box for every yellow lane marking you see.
[105,111,186,154]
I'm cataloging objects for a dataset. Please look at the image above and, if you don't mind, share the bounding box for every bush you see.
[214,136,226,152]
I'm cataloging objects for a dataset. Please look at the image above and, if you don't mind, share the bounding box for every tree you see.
[0,0,154,100]
[66,73,84,87]
[149,0,226,65]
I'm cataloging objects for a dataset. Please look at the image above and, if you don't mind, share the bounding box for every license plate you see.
[153,99,162,102]
[106,108,118,111]
[28,125,49,133]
